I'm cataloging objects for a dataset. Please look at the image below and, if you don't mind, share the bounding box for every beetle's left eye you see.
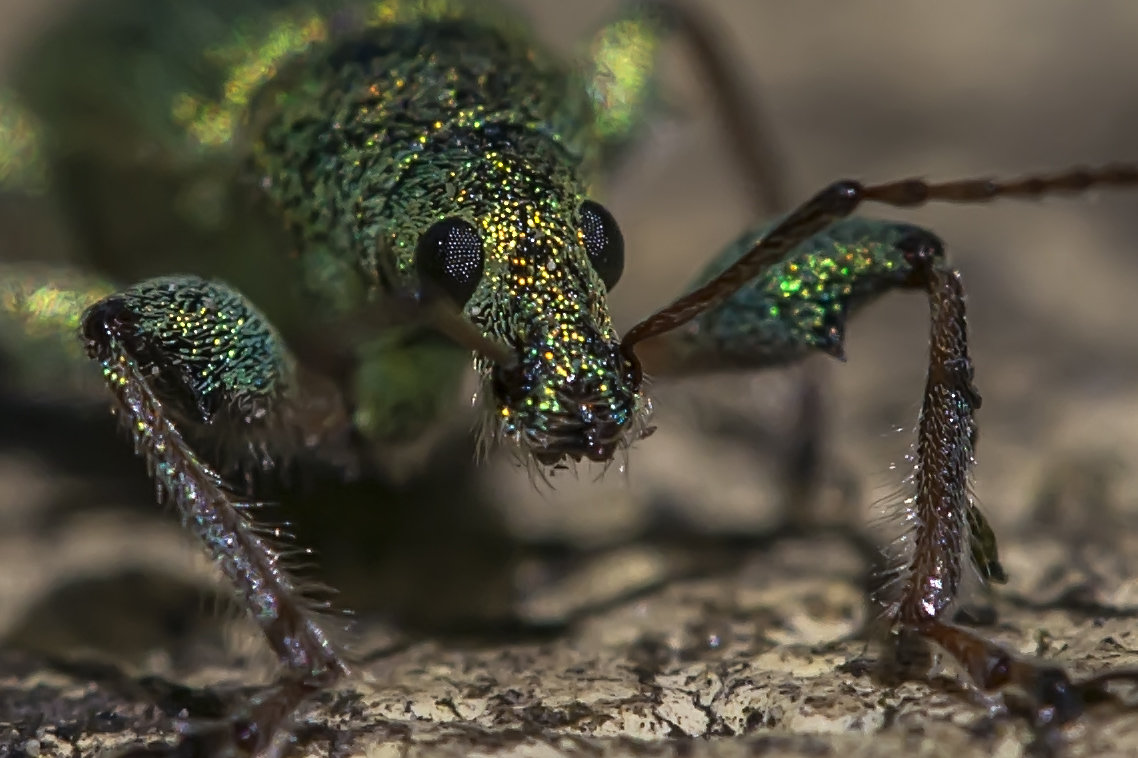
[415,217,485,306]
[580,200,624,291]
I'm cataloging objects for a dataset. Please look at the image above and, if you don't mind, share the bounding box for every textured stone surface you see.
[4,1,1138,757]
[5,532,1138,757]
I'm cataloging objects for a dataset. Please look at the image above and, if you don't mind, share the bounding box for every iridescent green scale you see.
[92,277,296,424]
[674,217,936,369]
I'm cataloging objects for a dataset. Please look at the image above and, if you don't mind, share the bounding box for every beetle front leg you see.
[879,262,1105,731]
[631,215,1138,728]
[81,275,349,757]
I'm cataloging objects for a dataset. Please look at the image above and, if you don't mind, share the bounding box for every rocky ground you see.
[3,1,1138,756]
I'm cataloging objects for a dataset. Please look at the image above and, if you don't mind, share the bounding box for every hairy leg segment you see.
[621,166,1138,733]
[80,277,349,756]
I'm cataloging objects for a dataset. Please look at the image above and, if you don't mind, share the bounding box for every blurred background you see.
[2,0,1138,705]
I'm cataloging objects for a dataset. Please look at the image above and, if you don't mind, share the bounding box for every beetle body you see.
[251,9,645,460]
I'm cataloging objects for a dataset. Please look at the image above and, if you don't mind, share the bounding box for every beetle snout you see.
[491,324,639,464]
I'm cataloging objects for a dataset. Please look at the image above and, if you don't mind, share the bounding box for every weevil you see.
[3,0,1138,755]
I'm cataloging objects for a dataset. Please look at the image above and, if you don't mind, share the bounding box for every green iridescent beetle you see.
[3,0,1138,754]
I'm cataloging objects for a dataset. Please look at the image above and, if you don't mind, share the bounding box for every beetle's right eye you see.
[415,217,485,306]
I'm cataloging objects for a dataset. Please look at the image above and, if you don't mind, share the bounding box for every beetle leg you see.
[621,168,1138,724]
[81,275,349,756]
[640,216,1109,725]
[623,166,1138,607]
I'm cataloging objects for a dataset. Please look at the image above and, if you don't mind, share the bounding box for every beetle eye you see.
[415,217,485,306]
[579,200,624,291]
